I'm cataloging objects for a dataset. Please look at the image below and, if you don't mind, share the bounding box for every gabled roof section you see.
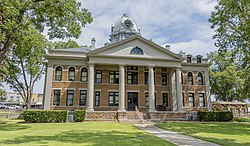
[87,35,182,61]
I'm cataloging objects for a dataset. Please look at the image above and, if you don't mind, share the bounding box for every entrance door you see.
[127,92,138,111]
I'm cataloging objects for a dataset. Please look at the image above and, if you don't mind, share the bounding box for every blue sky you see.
[4,0,218,93]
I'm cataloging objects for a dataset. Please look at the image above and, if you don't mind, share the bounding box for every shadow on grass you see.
[0,122,30,131]
[0,129,169,146]
[156,122,250,146]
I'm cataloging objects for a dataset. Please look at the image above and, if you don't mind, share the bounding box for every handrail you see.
[135,105,144,123]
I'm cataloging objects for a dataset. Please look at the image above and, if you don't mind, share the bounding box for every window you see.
[108,92,119,106]
[127,66,138,70]
[198,72,203,85]
[183,93,185,107]
[162,73,167,85]
[55,66,62,81]
[16,96,20,99]
[96,70,102,83]
[68,67,75,81]
[144,72,149,84]
[197,57,202,63]
[53,90,60,106]
[109,71,119,84]
[81,68,88,82]
[188,72,193,85]
[163,93,168,107]
[188,93,194,107]
[66,90,74,106]
[187,57,192,63]
[10,96,14,99]
[130,46,143,55]
[79,90,87,106]
[95,91,100,106]
[162,67,167,72]
[199,93,205,107]
[128,72,138,84]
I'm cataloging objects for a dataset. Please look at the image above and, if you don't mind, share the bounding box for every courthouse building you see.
[43,14,211,120]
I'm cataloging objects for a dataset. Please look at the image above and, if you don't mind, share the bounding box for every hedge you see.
[22,110,68,123]
[74,110,86,122]
[197,111,233,122]
[232,117,250,122]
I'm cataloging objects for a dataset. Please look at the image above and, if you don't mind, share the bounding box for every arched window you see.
[198,72,203,85]
[81,67,88,82]
[55,66,62,81]
[130,46,143,55]
[188,72,193,85]
[68,67,75,81]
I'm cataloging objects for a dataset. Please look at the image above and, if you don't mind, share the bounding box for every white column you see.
[43,63,53,110]
[205,70,212,111]
[148,66,156,112]
[118,65,126,112]
[176,68,183,111]
[86,63,95,112]
[171,68,177,112]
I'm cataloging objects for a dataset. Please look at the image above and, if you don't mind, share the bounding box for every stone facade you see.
[43,14,211,121]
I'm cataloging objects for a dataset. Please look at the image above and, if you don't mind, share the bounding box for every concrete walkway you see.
[135,124,220,146]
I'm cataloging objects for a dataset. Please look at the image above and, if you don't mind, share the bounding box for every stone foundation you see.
[85,111,118,121]
[146,111,188,121]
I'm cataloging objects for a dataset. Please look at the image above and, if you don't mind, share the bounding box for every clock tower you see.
[109,14,141,43]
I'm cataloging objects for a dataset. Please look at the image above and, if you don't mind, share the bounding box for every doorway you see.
[127,92,138,111]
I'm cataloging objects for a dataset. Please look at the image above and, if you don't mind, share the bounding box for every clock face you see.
[123,20,133,28]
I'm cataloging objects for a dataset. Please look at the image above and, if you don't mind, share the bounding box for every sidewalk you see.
[135,124,220,146]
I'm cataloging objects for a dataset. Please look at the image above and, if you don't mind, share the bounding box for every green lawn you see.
[0,119,174,146]
[156,122,250,146]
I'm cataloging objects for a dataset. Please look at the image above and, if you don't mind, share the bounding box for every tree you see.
[0,89,7,102]
[50,39,82,49]
[4,27,46,109]
[209,0,250,101]
[0,0,92,69]
[209,51,245,101]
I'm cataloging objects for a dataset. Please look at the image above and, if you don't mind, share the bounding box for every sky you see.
[4,0,218,94]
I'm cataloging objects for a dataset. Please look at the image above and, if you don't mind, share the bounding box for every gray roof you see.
[49,47,91,53]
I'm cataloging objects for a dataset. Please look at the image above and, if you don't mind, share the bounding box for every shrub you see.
[232,117,250,122]
[74,110,85,122]
[22,110,68,123]
[197,111,233,122]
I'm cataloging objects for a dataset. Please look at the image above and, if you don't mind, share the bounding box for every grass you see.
[233,117,250,122]
[0,119,174,146]
[156,121,250,146]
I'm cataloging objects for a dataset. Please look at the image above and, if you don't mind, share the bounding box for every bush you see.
[74,110,85,122]
[197,111,233,122]
[232,117,250,122]
[22,110,68,123]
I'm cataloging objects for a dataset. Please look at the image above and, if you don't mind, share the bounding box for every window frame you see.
[96,70,102,83]
[127,71,138,84]
[162,93,168,107]
[198,72,204,85]
[66,90,74,106]
[68,67,75,81]
[79,90,87,106]
[130,46,143,55]
[108,92,119,106]
[55,66,63,81]
[95,91,100,106]
[81,67,88,82]
[162,73,167,85]
[188,72,193,85]
[109,71,119,84]
[53,90,60,106]
[199,93,205,107]
[188,93,194,107]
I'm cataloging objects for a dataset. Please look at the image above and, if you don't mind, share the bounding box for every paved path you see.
[135,124,220,146]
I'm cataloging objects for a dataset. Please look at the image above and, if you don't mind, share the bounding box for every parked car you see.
[7,105,20,109]
[0,103,6,109]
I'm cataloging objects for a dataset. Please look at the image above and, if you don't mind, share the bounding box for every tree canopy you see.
[209,0,249,101]
[0,0,92,64]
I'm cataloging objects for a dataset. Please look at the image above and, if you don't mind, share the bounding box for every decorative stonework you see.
[117,112,127,122]
[85,111,118,121]
[146,112,188,121]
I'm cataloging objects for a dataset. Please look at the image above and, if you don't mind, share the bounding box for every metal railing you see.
[135,105,144,123]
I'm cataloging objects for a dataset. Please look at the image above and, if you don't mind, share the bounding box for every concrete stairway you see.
[125,111,152,124]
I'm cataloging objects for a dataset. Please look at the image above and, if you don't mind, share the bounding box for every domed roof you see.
[112,13,140,35]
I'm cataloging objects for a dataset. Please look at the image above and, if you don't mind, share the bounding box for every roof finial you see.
[122,13,128,17]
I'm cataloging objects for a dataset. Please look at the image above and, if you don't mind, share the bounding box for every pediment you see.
[88,36,182,61]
